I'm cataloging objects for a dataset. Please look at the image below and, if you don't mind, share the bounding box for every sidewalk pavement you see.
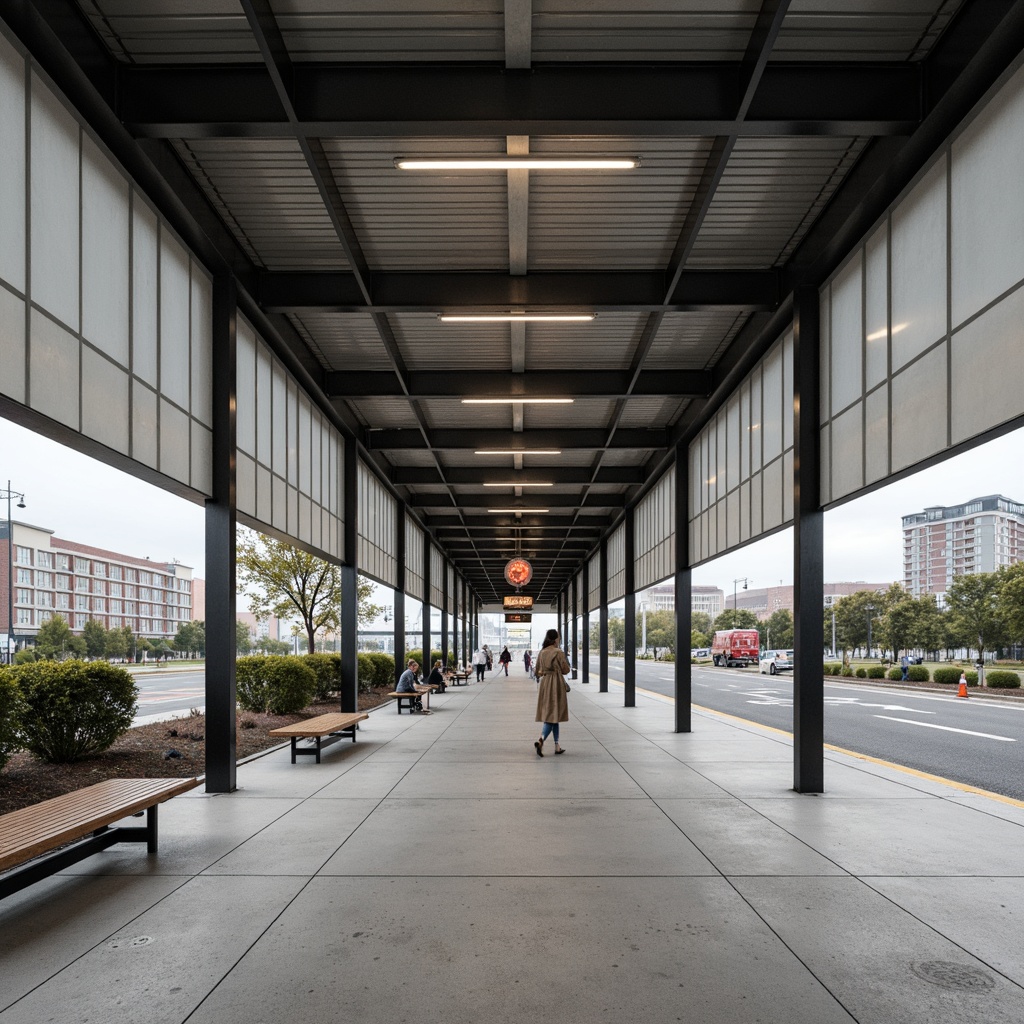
[3,671,1024,1023]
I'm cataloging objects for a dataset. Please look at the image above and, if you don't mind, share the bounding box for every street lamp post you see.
[3,481,27,665]
[732,577,751,615]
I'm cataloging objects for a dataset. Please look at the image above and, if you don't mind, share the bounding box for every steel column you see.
[581,558,590,684]
[422,540,431,670]
[571,574,579,679]
[599,537,609,692]
[623,507,636,708]
[673,444,693,732]
[793,288,825,793]
[340,437,359,713]
[394,501,407,686]
[205,275,238,793]
[451,570,458,670]
[440,559,449,669]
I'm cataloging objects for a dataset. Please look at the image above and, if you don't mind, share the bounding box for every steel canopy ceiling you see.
[9,0,1024,605]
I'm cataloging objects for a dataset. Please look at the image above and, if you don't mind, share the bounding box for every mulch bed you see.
[0,686,395,816]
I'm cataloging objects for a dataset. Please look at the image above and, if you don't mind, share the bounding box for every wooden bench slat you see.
[0,778,200,872]
[268,712,368,739]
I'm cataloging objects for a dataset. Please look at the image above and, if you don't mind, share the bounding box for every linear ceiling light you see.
[487,508,551,513]
[474,449,562,456]
[395,157,640,171]
[483,482,554,487]
[440,314,595,323]
[462,398,573,405]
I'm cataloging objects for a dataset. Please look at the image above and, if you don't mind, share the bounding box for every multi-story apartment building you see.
[1,519,192,655]
[902,495,1024,601]
[733,582,893,620]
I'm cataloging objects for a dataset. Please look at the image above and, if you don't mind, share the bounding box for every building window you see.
[110,582,122,597]
[16,608,30,625]
[15,588,32,604]
[126,568,137,583]
[37,610,52,624]
[56,574,70,590]
[36,550,52,568]
[14,545,32,564]
[74,557,90,573]
[75,614,87,629]
[75,577,89,592]
[109,565,122,580]
[56,593,69,610]
[16,568,31,585]
[76,596,89,611]
[38,592,53,608]
[36,571,52,589]
[92,580,106,595]
[110,600,122,614]
[55,554,69,570]
[93,598,106,613]
[94,562,107,577]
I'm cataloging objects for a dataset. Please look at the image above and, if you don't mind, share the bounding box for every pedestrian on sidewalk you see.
[524,649,532,675]
[472,646,488,682]
[900,653,909,681]
[534,629,571,757]
[499,645,512,676]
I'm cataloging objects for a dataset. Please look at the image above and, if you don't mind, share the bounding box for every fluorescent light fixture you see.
[483,482,554,487]
[487,508,551,513]
[462,398,573,405]
[395,156,640,171]
[474,449,562,455]
[440,314,595,323]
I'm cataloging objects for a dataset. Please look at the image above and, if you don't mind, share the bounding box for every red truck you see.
[710,629,760,668]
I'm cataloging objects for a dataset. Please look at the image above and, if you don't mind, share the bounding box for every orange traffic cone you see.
[957,678,969,699]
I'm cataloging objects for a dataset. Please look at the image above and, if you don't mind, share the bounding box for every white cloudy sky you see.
[3,415,1023,597]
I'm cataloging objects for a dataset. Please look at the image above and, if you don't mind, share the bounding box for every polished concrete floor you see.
[2,672,1024,1023]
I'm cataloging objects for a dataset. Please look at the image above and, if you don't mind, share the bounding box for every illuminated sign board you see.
[505,613,533,623]
[504,558,533,587]
[503,594,534,610]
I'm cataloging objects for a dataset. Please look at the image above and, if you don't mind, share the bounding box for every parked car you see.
[759,649,794,675]
[690,648,711,659]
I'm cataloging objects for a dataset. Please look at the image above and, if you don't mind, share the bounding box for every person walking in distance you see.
[472,645,488,682]
[498,645,512,676]
[523,649,532,675]
[533,629,571,756]
[900,652,909,681]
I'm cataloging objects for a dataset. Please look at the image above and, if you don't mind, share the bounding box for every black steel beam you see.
[406,493,626,509]
[391,466,645,486]
[423,514,613,529]
[327,370,711,401]
[367,429,670,451]
[120,62,921,138]
[261,270,778,313]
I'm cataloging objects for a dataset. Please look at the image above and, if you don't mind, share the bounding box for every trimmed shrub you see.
[866,666,886,679]
[855,668,867,678]
[357,652,377,693]
[303,652,341,701]
[888,667,902,681]
[0,668,27,772]
[13,649,36,664]
[15,660,137,763]
[661,652,675,662]
[986,670,1021,689]
[236,655,317,715]
[824,663,841,676]
[907,665,930,682]
[932,667,961,685]
[367,653,396,688]
[841,665,856,677]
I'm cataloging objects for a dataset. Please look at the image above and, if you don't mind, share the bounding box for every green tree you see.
[691,611,712,644]
[81,618,107,659]
[104,626,128,662]
[236,619,253,655]
[237,529,381,654]
[911,594,945,656]
[174,620,205,658]
[712,609,759,632]
[34,614,75,660]
[946,571,1005,662]
[998,562,1024,645]
[759,609,794,650]
[877,582,915,661]
[645,609,675,656]
[831,590,881,657]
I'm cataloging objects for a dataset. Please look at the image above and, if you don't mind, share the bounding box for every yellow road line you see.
[599,676,1024,809]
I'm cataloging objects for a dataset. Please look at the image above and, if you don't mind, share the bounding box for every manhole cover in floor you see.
[911,961,995,991]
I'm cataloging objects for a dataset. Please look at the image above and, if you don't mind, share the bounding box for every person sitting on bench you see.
[426,658,448,694]
[396,659,432,713]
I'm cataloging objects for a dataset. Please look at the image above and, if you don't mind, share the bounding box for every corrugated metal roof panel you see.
[526,314,646,371]
[392,315,511,371]
[646,312,748,370]
[347,398,422,429]
[288,313,393,371]
[616,396,686,429]
[173,139,349,271]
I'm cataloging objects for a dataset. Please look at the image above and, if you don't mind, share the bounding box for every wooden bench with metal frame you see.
[0,777,201,900]
[388,685,437,713]
[268,712,369,763]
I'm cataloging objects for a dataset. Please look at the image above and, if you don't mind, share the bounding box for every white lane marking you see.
[873,716,1016,742]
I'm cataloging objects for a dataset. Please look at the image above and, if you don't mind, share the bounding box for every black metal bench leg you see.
[147,805,159,853]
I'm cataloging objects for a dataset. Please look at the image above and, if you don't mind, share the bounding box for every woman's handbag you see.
[564,680,571,692]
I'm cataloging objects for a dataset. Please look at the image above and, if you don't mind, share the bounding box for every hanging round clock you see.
[504,557,533,588]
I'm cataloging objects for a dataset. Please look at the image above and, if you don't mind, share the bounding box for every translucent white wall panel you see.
[0,288,25,403]
[951,64,1024,330]
[689,329,793,564]
[237,452,256,517]
[235,317,345,561]
[82,136,129,367]
[820,424,831,505]
[190,270,213,427]
[830,403,863,500]
[951,285,1024,445]
[357,461,397,587]
[864,387,889,486]
[30,78,79,332]
[82,348,129,454]
[634,465,674,591]
[891,346,947,472]
[430,545,444,608]
[132,383,158,468]
[891,160,946,371]
[606,523,626,602]
[29,310,78,429]
[159,234,191,410]
[159,399,190,484]
[819,290,830,428]
[0,36,25,292]
[830,256,862,413]
[406,518,425,601]
[864,226,888,390]
[132,202,159,387]
[588,551,600,609]
[191,421,212,495]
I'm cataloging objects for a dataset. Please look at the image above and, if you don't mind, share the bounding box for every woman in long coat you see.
[534,629,571,756]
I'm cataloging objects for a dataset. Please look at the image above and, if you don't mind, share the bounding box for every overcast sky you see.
[3,416,1023,599]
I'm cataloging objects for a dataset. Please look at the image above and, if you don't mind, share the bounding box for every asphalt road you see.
[132,669,206,722]
[604,657,1024,801]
